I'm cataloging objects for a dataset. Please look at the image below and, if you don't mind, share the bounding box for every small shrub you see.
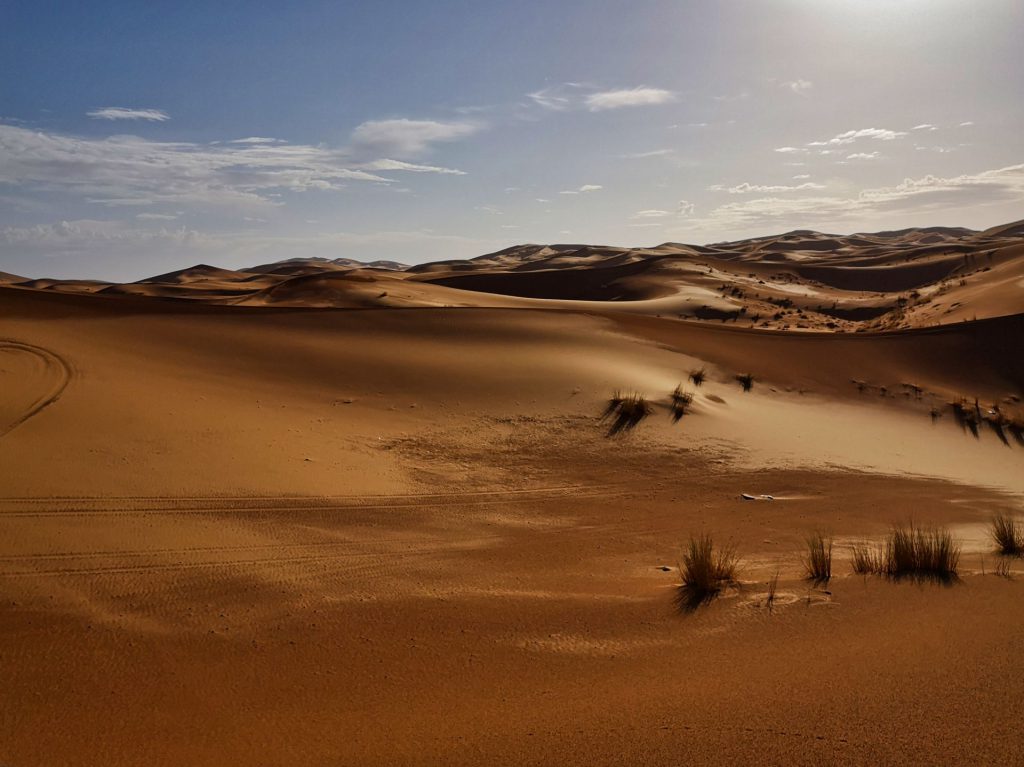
[601,391,651,436]
[677,533,739,611]
[735,373,755,392]
[803,533,833,583]
[689,368,706,387]
[670,385,694,423]
[990,513,1022,556]
[852,523,960,583]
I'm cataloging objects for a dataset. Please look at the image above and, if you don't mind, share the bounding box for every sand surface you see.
[2,223,1023,765]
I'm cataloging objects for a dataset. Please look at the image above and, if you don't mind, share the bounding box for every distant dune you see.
[5,219,1022,329]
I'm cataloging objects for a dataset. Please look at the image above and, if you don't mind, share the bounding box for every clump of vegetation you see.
[735,373,755,392]
[765,571,780,613]
[670,385,694,423]
[949,397,980,437]
[802,533,833,583]
[689,368,706,387]
[851,523,960,583]
[601,391,652,436]
[676,533,739,611]
[990,512,1022,556]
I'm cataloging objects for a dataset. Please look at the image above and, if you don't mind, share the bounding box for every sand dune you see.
[1,221,1023,765]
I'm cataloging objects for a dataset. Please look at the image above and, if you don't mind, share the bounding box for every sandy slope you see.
[1,224,1023,766]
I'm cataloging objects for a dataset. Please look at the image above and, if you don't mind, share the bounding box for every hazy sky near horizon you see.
[2,0,1023,280]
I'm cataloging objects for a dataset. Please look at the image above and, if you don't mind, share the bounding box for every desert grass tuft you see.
[990,512,1022,556]
[802,533,833,583]
[676,533,739,611]
[765,571,780,613]
[670,385,694,423]
[601,391,652,436]
[735,373,755,392]
[688,368,707,387]
[851,523,960,583]
[994,557,1012,579]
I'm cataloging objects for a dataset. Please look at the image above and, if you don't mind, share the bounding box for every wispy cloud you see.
[0,124,472,211]
[361,158,466,175]
[912,124,938,131]
[585,87,676,111]
[87,107,170,122]
[676,163,1024,233]
[631,209,672,218]
[559,184,603,195]
[619,149,673,159]
[781,79,813,95]
[846,152,880,160]
[709,181,826,194]
[808,128,907,147]
[349,118,481,157]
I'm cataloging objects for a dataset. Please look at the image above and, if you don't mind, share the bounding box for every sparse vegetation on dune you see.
[677,533,739,611]
[851,523,960,583]
[990,513,1023,556]
[803,533,833,583]
[688,368,706,387]
[601,390,652,436]
[670,385,694,423]
[735,373,755,392]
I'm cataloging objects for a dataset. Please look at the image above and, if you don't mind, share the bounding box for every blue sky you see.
[2,0,1023,280]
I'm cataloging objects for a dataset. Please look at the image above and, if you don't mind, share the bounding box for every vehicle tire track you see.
[0,339,73,437]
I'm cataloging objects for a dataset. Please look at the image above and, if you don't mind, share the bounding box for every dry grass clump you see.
[802,533,833,583]
[990,512,1023,556]
[688,368,706,387]
[676,533,739,611]
[601,391,652,436]
[851,523,960,583]
[949,397,980,436]
[735,373,755,392]
[765,571,780,613]
[670,385,694,423]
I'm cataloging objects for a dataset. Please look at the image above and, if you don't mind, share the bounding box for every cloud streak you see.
[0,124,470,211]
[87,107,170,122]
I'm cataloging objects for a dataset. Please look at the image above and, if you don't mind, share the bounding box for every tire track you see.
[0,339,73,437]
[0,486,635,518]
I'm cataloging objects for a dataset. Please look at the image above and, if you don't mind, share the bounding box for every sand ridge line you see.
[0,338,73,437]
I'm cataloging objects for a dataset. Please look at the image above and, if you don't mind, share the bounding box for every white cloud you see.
[585,87,676,111]
[349,118,480,157]
[631,209,672,219]
[782,79,813,95]
[135,212,179,220]
[678,200,695,216]
[619,149,673,159]
[0,124,477,211]
[846,152,880,160]
[710,181,826,194]
[912,124,938,131]
[87,107,170,122]
[792,174,811,179]
[959,121,975,127]
[228,137,285,144]
[676,163,1024,233]
[361,158,466,175]
[808,128,907,147]
[774,146,807,154]
[559,184,602,195]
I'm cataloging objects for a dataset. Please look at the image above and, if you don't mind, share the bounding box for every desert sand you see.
[2,221,1023,765]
